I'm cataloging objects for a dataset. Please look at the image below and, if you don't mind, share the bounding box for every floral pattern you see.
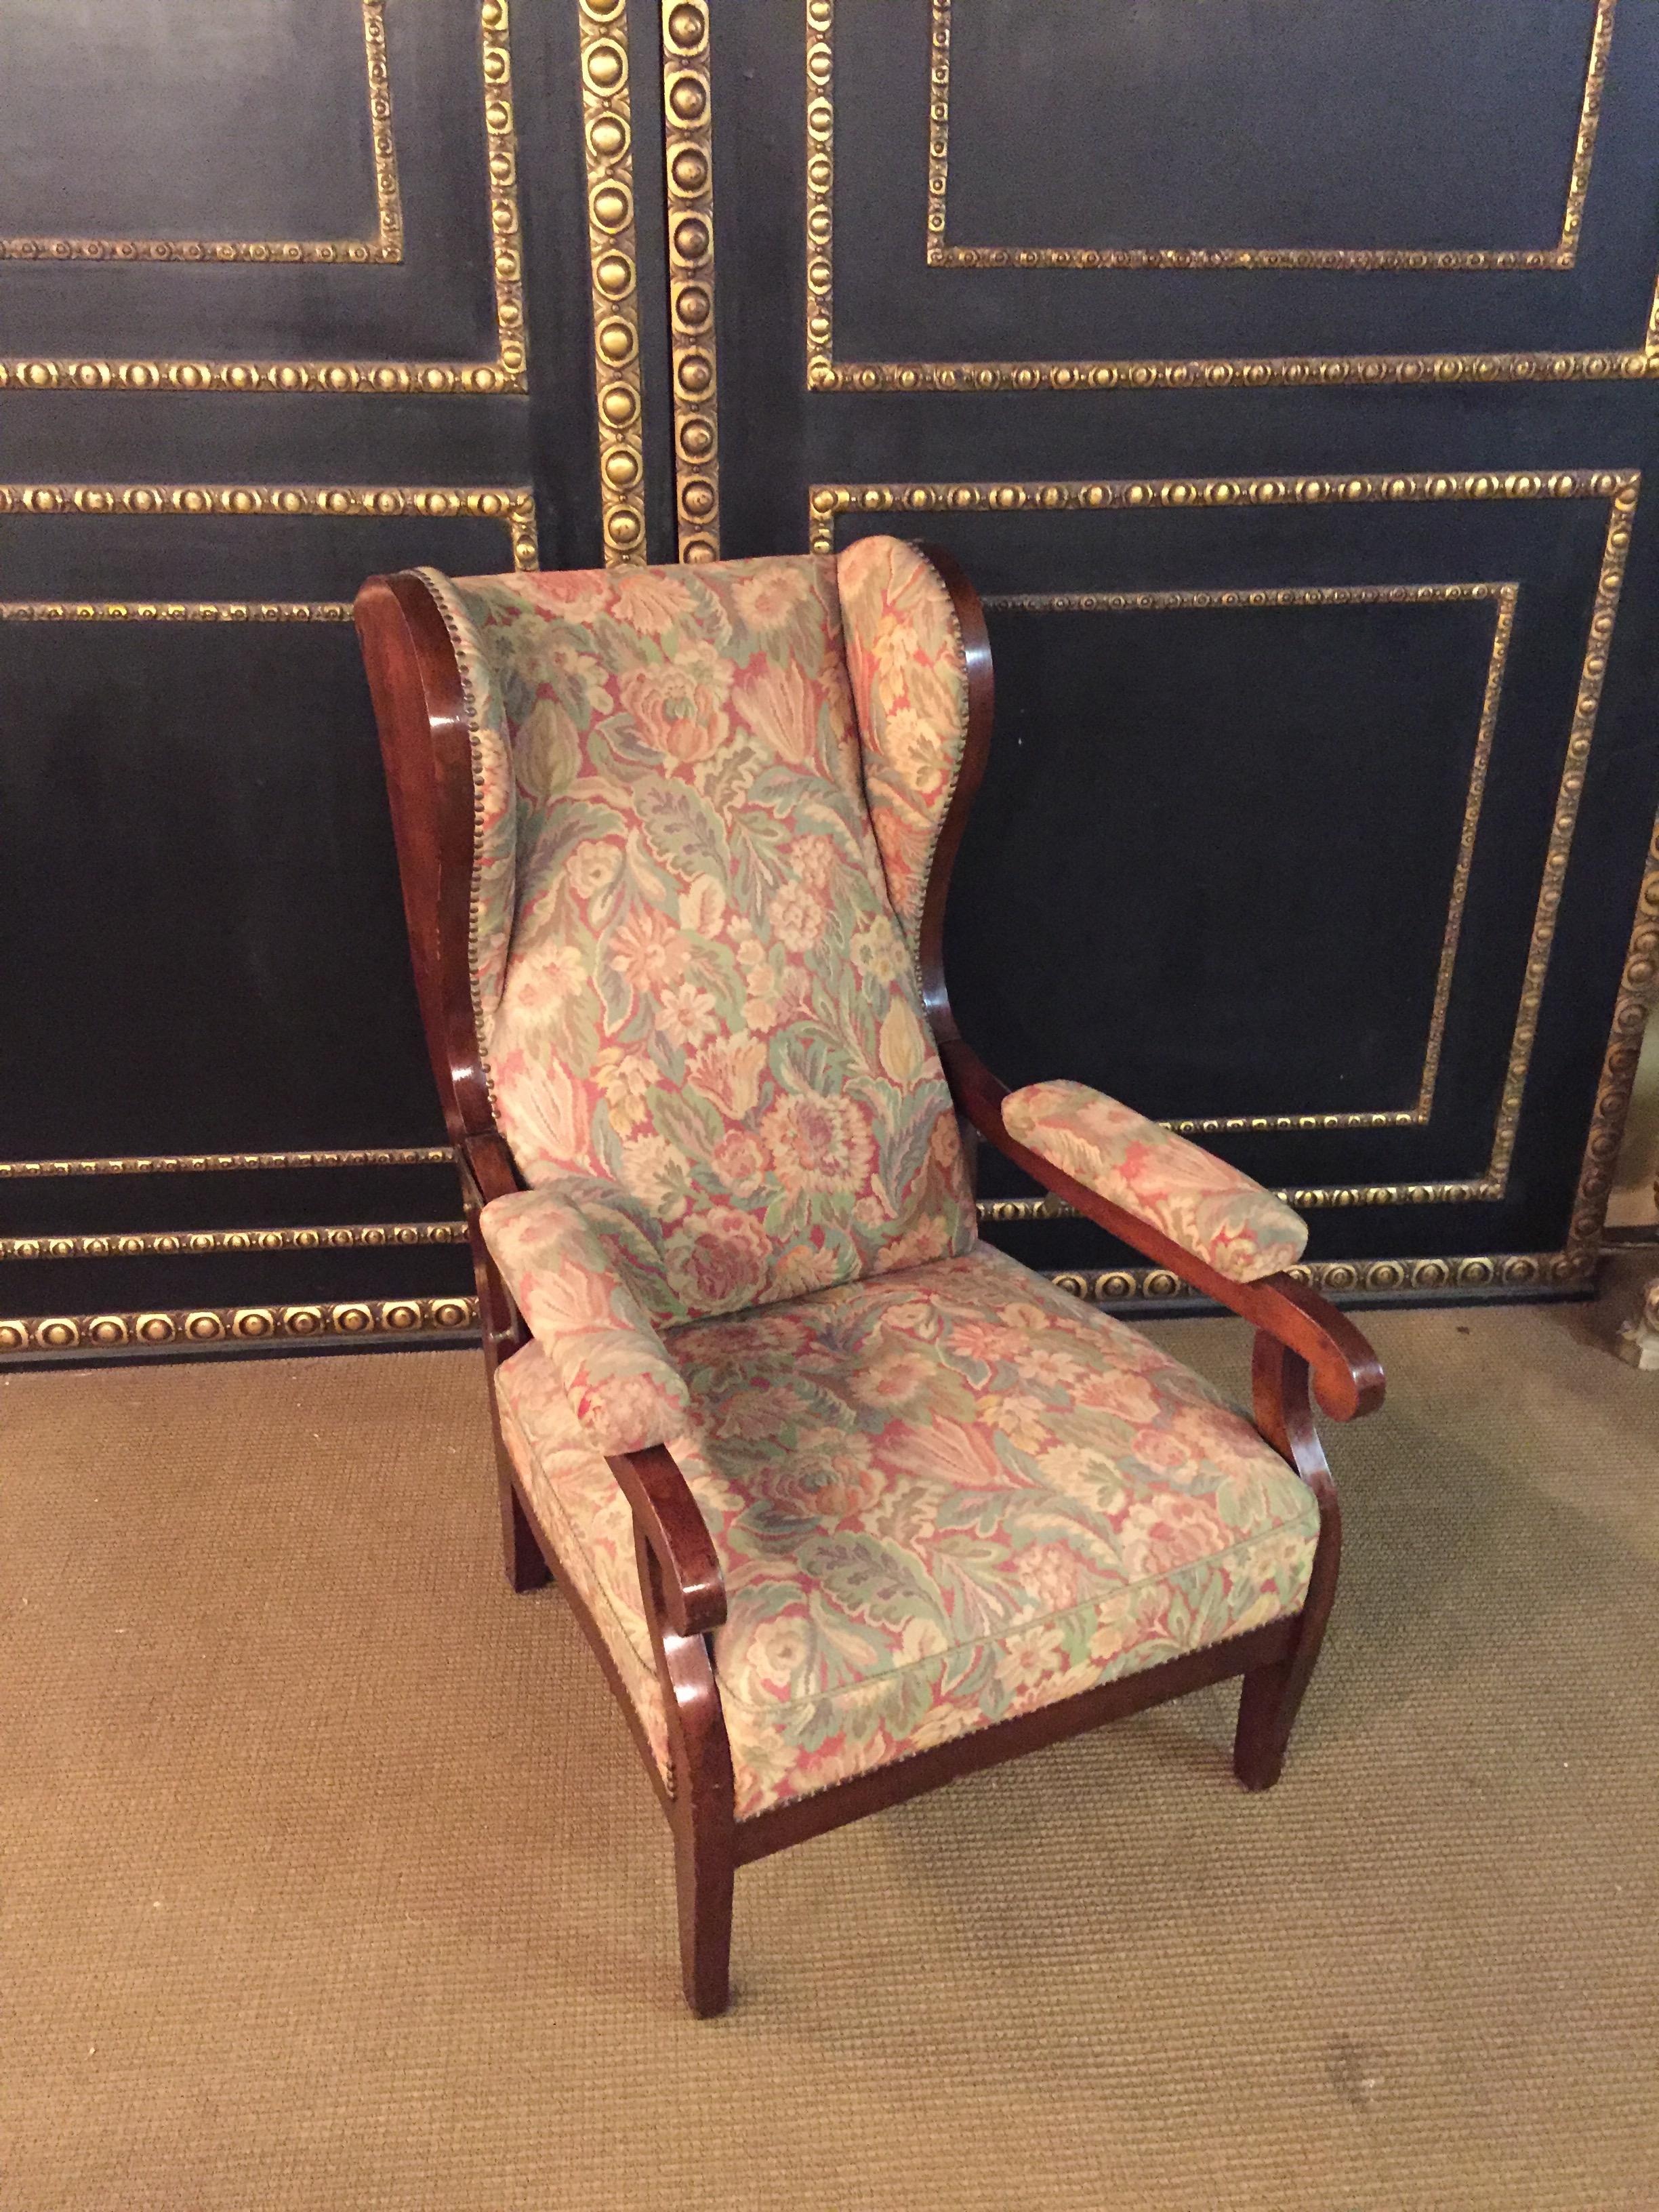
[836,535,970,957]
[421,555,976,1329]
[1003,1080,1308,1284]
[494,1246,1318,1820]
[481,1181,691,1455]
[494,1341,672,1780]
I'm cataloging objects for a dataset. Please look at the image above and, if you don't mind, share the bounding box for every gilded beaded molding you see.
[0,1148,451,1179]
[0,1297,479,1357]
[987,581,1516,1136]
[0,483,540,627]
[1045,1253,1592,1307]
[817,468,1638,1216]
[663,0,720,560]
[924,0,1613,274]
[579,0,649,565]
[0,1223,465,1263]
[0,0,403,266]
[0,1,525,396]
[808,0,1656,392]
[1567,806,1659,1265]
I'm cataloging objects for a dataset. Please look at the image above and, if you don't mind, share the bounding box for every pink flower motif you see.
[761,1092,876,1200]
[672,1206,773,1312]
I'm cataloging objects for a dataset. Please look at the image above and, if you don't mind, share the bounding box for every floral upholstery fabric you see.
[836,535,970,960]
[495,1245,1317,1820]
[1003,1081,1308,1284]
[481,1180,691,1455]
[493,1345,672,1780]
[422,556,976,1329]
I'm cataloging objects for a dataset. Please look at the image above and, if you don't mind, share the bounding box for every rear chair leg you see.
[498,1453,553,1593]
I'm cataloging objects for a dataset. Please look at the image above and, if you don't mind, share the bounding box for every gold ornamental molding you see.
[663,0,721,560]
[0,1222,465,1263]
[813,468,1639,1218]
[0,1148,451,1179]
[0,482,539,626]
[0,0,525,396]
[0,0,403,267]
[924,0,1614,274]
[986,581,1516,1137]
[805,0,1659,391]
[1568,805,1659,1263]
[1051,1252,1593,1305]
[0,1296,479,1357]
[580,0,649,565]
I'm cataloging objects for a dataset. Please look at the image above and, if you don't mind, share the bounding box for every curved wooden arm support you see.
[939,1036,1385,1423]
[609,1445,728,1639]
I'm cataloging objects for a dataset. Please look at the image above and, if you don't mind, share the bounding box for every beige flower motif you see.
[609,904,689,994]
[877,997,928,1086]
[770,880,823,953]
[619,640,731,763]
[761,1092,875,1199]
[849,1351,936,1412]
[997,1619,1071,1702]
[732,657,825,768]
[733,562,813,632]
[593,1046,656,1135]
[792,835,843,891]
[616,571,697,637]
[771,1240,846,1300]
[691,1036,769,1120]
[712,1128,769,1196]
[744,1612,815,1699]
[658,982,718,1053]
[1074,1366,1164,1430]
[619,1132,692,1216]
[517,941,588,1010]
[850,918,908,985]
[566,839,621,901]
[493,1053,591,1169]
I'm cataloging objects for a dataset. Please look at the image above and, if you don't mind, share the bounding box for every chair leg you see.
[497,1455,553,1594]
[674,1803,735,2018]
[1233,1654,1304,1791]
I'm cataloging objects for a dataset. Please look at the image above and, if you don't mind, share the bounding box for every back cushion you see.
[424,553,976,1328]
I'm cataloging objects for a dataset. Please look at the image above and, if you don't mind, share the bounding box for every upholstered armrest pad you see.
[480,1185,692,1455]
[1001,1080,1308,1284]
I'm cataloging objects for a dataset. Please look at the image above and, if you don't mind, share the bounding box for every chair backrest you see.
[399,540,981,1328]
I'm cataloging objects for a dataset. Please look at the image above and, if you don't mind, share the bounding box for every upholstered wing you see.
[836,535,972,962]
[419,552,977,1330]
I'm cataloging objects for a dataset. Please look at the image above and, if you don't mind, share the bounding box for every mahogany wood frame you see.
[354,548,1385,2018]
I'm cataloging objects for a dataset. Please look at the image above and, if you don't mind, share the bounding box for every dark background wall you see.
[4,0,1658,1361]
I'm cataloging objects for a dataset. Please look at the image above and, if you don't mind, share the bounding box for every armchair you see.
[355,536,1383,2016]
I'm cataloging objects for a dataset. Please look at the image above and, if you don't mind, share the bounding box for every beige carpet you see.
[4,1261,1658,2211]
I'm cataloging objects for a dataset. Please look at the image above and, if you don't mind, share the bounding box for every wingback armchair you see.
[355,539,1384,2016]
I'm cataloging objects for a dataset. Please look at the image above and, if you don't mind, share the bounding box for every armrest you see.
[480,1183,692,1456]
[1002,1080,1307,1284]
[941,1043,1383,1422]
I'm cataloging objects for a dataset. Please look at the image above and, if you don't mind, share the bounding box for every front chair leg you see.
[1233,1334,1344,1793]
[672,1784,736,2017]
[1233,1654,1305,1791]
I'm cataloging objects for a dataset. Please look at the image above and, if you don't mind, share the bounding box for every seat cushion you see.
[495,1246,1319,1820]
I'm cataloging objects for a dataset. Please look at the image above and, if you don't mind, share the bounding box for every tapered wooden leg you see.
[674,1807,735,2018]
[1235,1335,1344,1793]
[1233,1654,1303,1791]
[498,1455,553,1593]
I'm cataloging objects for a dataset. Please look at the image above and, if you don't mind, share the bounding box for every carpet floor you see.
[4,1259,1658,2211]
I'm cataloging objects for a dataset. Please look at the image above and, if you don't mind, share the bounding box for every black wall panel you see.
[5,0,1658,1358]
